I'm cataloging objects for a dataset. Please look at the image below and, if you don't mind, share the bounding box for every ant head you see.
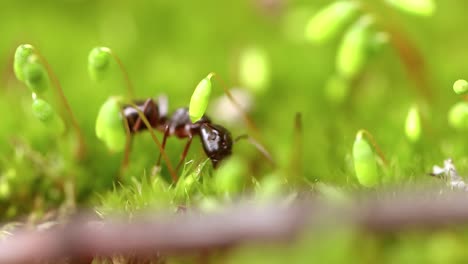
[200,123,233,168]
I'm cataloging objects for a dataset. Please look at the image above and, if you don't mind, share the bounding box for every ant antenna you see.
[126,102,178,183]
[208,72,260,135]
[208,72,275,165]
[235,134,276,167]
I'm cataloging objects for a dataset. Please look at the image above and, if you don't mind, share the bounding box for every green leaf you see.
[189,74,213,123]
[405,105,421,142]
[95,96,126,152]
[448,102,468,130]
[305,1,360,44]
[14,44,35,82]
[353,133,379,187]
[88,47,112,82]
[386,0,435,17]
[336,16,374,79]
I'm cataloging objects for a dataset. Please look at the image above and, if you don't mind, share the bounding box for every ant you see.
[122,95,233,171]
[119,80,274,182]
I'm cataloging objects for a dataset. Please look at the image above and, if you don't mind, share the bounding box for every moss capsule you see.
[324,74,350,104]
[214,156,247,196]
[448,102,468,130]
[88,47,112,82]
[31,99,65,134]
[453,79,468,95]
[305,1,360,44]
[336,15,373,79]
[353,132,379,187]
[189,74,213,123]
[385,0,435,17]
[14,44,35,82]
[405,105,421,142]
[23,56,49,94]
[95,97,126,152]
[239,48,270,94]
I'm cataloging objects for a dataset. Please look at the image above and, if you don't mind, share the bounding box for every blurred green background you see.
[2,0,468,262]
[2,0,468,201]
[2,0,468,195]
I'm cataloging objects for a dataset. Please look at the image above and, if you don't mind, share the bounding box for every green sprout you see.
[336,15,374,79]
[453,79,468,95]
[31,98,65,134]
[385,0,436,17]
[95,96,127,152]
[352,130,387,187]
[13,44,86,158]
[405,105,422,142]
[189,73,214,123]
[448,102,468,131]
[88,46,135,98]
[88,47,112,82]
[305,1,361,44]
[13,44,35,82]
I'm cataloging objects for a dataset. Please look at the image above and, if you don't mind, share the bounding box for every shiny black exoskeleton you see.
[122,96,232,169]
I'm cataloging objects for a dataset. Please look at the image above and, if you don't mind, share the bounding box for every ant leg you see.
[209,72,259,135]
[156,125,170,167]
[235,134,276,167]
[176,135,194,172]
[126,102,178,183]
[210,72,275,164]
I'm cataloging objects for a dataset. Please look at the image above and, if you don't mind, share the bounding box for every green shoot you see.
[353,130,387,187]
[189,73,214,123]
[95,96,127,152]
[31,98,65,134]
[336,15,374,79]
[453,79,468,95]
[88,46,135,99]
[448,102,468,130]
[13,44,35,82]
[305,1,361,44]
[405,105,421,142]
[13,44,87,159]
[385,0,436,17]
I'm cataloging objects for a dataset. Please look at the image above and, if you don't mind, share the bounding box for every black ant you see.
[122,95,233,171]
[119,88,274,182]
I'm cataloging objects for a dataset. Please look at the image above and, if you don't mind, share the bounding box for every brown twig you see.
[5,190,468,263]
